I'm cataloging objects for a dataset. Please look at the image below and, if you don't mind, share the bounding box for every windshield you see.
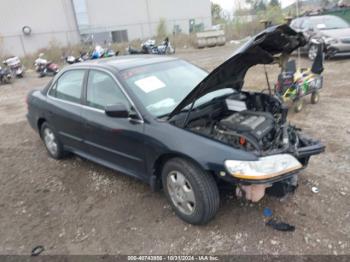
[311,16,349,30]
[121,60,233,117]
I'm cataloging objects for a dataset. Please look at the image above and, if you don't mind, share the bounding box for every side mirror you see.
[105,103,129,118]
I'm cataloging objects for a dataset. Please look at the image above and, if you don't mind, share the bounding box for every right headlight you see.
[321,36,338,45]
[224,154,302,180]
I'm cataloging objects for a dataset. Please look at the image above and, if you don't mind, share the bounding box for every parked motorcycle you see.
[65,51,90,64]
[0,66,12,85]
[103,49,119,57]
[91,45,105,59]
[34,54,60,78]
[156,37,175,54]
[127,37,175,55]
[3,56,25,78]
[91,45,118,59]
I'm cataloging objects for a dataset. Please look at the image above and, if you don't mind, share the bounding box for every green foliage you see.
[211,2,224,24]
[257,5,285,24]
[269,0,280,7]
[156,18,167,39]
[246,0,267,12]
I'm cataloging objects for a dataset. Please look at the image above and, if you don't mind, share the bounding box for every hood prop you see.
[263,65,272,96]
[182,83,203,128]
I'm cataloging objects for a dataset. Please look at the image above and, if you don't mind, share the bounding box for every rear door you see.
[47,69,86,150]
[81,69,146,179]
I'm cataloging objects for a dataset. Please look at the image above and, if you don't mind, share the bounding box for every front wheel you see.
[310,91,320,104]
[162,158,220,225]
[294,99,304,113]
[308,44,319,61]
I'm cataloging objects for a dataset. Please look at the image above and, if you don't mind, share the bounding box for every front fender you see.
[143,121,258,178]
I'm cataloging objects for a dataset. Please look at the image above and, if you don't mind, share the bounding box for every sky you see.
[211,0,297,10]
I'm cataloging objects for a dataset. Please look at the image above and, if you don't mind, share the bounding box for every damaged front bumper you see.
[220,135,325,202]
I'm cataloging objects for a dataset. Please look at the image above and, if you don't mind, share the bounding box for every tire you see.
[310,91,320,104]
[308,44,319,61]
[294,99,304,113]
[40,123,65,159]
[161,158,220,225]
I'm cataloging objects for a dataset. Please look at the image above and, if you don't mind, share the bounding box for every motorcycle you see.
[34,53,60,78]
[127,37,175,55]
[3,56,25,78]
[65,51,90,64]
[127,39,157,55]
[0,65,12,85]
[156,37,175,54]
[103,49,119,57]
[91,45,105,59]
[91,45,118,59]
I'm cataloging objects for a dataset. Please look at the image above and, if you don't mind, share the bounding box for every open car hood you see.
[168,24,306,119]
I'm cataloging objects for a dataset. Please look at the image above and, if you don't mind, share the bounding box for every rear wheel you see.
[294,99,304,113]
[162,158,220,225]
[40,123,65,159]
[310,91,320,104]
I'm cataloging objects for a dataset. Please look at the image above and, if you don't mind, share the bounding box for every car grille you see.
[341,37,350,44]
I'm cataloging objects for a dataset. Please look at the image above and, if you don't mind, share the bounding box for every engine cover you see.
[218,111,274,140]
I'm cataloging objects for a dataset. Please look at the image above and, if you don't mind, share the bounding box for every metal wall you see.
[0,0,80,56]
[0,0,211,56]
[81,0,212,40]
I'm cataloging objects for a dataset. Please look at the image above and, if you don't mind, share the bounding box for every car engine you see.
[180,92,296,155]
[213,110,275,152]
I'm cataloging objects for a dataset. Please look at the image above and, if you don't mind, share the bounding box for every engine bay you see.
[171,91,301,156]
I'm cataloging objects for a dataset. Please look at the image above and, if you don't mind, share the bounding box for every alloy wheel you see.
[43,128,58,156]
[167,171,196,215]
[308,45,318,60]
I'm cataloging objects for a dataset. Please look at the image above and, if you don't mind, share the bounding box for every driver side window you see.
[86,70,130,110]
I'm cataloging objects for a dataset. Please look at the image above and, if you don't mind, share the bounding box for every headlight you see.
[322,36,338,45]
[224,154,302,180]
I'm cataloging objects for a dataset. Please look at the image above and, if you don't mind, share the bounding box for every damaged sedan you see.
[27,25,325,225]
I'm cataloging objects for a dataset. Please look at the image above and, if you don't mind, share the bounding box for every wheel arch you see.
[37,118,46,136]
[151,152,212,191]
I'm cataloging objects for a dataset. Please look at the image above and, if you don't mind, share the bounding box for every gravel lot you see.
[0,45,349,255]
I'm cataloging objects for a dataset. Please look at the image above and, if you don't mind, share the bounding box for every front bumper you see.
[218,137,325,186]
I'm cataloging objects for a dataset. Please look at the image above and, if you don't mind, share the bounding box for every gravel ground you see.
[0,45,349,255]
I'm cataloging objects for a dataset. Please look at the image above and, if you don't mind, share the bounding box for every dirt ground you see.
[0,45,349,255]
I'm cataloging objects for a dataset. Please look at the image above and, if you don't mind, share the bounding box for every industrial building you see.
[0,0,212,56]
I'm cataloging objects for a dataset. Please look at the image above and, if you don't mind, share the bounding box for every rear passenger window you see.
[49,70,85,103]
[86,70,130,110]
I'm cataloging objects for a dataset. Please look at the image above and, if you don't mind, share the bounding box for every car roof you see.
[70,55,179,71]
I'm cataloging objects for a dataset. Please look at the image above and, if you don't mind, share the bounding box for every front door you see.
[81,69,146,179]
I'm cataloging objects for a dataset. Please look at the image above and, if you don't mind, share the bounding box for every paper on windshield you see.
[146,98,176,110]
[135,76,166,93]
[316,24,326,29]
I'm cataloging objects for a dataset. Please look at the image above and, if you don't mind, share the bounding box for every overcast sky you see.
[211,0,297,10]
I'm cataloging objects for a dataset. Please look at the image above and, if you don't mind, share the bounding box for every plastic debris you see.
[263,207,273,217]
[311,186,319,193]
[266,219,295,232]
[31,245,45,256]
